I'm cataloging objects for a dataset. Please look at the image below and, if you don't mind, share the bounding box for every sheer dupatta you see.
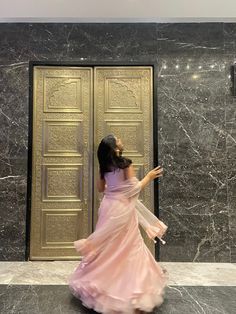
[104,176,168,244]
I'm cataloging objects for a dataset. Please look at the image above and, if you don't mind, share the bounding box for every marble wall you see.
[0,23,235,262]
[158,24,236,262]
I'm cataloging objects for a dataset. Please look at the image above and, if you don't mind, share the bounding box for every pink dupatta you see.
[104,177,168,244]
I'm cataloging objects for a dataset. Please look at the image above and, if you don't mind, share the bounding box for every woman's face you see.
[115,136,124,152]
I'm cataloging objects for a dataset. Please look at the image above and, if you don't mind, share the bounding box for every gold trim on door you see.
[30,66,154,260]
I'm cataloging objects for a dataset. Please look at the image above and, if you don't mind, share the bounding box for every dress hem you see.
[68,276,168,314]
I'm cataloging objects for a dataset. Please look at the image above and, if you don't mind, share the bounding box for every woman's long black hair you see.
[97,134,132,179]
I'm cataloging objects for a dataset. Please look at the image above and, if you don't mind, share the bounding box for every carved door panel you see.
[30,66,154,260]
[30,67,93,260]
[94,66,154,253]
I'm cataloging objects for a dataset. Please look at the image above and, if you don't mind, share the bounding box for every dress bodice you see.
[104,168,125,187]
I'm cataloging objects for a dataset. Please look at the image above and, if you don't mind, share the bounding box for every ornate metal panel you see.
[94,66,154,253]
[30,67,93,260]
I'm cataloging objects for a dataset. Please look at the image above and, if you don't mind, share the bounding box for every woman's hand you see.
[140,166,164,190]
[147,166,163,181]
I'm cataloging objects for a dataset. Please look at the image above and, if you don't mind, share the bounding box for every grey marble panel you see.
[0,63,29,260]
[223,24,236,263]
[0,23,158,63]
[157,23,234,262]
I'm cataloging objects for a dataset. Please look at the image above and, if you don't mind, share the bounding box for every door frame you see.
[26,61,160,261]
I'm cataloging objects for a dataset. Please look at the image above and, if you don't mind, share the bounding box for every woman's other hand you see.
[140,165,164,190]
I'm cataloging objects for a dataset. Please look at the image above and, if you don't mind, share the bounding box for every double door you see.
[30,66,154,260]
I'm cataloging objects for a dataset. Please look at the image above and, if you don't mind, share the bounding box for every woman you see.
[68,134,168,313]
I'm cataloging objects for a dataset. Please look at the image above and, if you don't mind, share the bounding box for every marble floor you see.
[0,262,235,314]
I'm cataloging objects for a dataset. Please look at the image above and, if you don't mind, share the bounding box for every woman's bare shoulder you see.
[97,176,106,192]
[124,164,135,179]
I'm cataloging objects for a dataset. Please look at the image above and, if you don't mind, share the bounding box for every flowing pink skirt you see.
[68,196,168,313]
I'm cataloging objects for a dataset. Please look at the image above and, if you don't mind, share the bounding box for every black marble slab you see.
[0,285,235,314]
[0,23,235,262]
[223,24,236,263]
[157,23,235,262]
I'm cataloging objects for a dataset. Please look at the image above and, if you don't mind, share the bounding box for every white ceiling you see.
[1,0,236,22]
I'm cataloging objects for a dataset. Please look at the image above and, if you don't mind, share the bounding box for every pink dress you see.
[68,168,168,313]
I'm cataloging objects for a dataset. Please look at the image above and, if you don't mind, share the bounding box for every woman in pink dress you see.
[68,134,168,313]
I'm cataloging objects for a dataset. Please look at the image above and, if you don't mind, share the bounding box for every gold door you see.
[94,67,154,253]
[30,66,93,260]
[30,66,153,260]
